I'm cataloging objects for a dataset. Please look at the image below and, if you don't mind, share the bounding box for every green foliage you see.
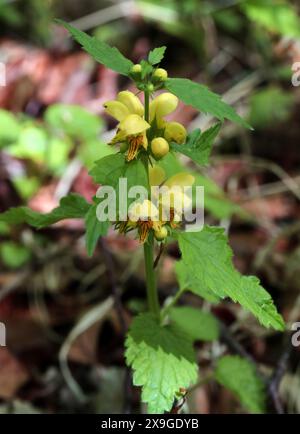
[0,242,31,269]
[0,110,20,146]
[125,313,198,413]
[215,355,266,414]
[177,227,285,331]
[8,124,47,161]
[213,9,244,34]
[90,154,148,208]
[0,222,10,235]
[45,104,103,142]
[148,46,167,65]
[165,78,252,129]
[140,59,154,79]
[78,140,115,170]
[249,87,294,128]
[12,176,40,201]
[169,306,219,341]
[242,0,300,38]
[175,260,221,302]
[0,193,90,229]
[171,123,221,165]
[0,33,285,415]
[85,204,110,257]
[56,20,134,76]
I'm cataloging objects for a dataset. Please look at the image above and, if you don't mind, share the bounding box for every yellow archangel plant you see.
[0,21,285,414]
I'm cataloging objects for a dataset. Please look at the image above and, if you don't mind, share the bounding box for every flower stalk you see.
[143,88,160,317]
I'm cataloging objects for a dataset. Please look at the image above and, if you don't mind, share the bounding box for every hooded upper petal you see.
[117,91,144,117]
[103,100,130,122]
[150,93,179,123]
[164,172,195,189]
[119,114,150,136]
[128,199,159,222]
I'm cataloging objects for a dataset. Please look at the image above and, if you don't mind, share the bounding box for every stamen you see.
[138,220,153,242]
[127,135,144,161]
[118,221,128,234]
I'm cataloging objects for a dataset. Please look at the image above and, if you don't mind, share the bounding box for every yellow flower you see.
[149,167,195,226]
[127,199,161,242]
[164,121,187,144]
[150,93,178,129]
[104,91,149,161]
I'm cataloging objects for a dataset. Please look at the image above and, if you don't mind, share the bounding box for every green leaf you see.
[169,306,219,342]
[0,109,20,147]
[90,154,148,209]
[165,78,252,129]
[242,0,300,38]
[140,60,153,79]
[0,193,90,229]
[12,176,40,201]
[215,355,266,414]
[8,125,48,163]
[45,104,103,141]
[56,19,133,76]
[157,151,184,178]
[175,260,220,303]
[171,123,221,166]
[79,139,115,170]
[148,46,166,65]
[0,242,31,269]
[125,313,198,413]
[85,204,110,257]
[177,227,285,331]
[0,222,10,235]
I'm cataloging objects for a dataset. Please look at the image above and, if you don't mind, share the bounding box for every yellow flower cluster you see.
[116,167,194,243]
[104,86,192,242]
[104,91,187,161]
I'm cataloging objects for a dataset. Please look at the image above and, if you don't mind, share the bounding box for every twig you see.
[268,337,293,414]
[54,158,82,201]
[69,1,136,31]
[219,321,256,364]
[153,242,164,269]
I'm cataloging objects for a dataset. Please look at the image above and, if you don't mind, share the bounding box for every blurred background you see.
[0,0,300,414]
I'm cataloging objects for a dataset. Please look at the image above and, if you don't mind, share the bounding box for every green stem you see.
[144,238,160,317]
[161,288,185,320]
[143,88,160,316]
[144,90,150,123]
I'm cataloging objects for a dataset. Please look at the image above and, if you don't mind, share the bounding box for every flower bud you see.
[131,64,142,73]
[153,68,168,82]
[151,137,169,159]
[154,225,168,241]
[147,83,154,93]
[164,122,187,144]
[130,64,142,80]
